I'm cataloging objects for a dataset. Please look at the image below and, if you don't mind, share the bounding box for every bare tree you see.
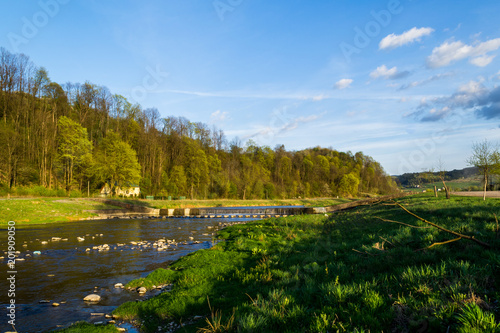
[467,140,500,200]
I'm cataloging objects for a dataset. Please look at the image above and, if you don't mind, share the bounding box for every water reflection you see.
[0,217,255,332]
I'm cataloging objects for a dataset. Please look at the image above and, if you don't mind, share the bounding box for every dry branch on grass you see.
[495,214,499,238]
[375,217,432,229]
[381,201,491,249]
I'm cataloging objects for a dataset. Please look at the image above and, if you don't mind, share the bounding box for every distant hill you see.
[395,167,479,187]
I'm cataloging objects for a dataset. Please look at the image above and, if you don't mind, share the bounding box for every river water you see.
[0,216,256,332]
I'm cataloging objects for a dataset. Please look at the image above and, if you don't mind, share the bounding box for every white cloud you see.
[457,80,488,97]
[210,110,229,123]
[370,65,397,79]
[410,80,500,121]
[379,27,434,50]
[370,65,410,80]
[334,78,353,90]
[427,38,500,68]
[469,54,495,67]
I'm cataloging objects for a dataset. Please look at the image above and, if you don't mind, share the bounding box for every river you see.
[0,216,256,332]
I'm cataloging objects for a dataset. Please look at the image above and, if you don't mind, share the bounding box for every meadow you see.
[0,198,122,225]
[100,194,500,332]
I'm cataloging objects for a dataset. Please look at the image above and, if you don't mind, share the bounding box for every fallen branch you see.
[392,201,491,249]
[352,248,376,257]
[379,236,397,247]
[495,214,499,238]
[417,237,462,251]
[375,216,432,229]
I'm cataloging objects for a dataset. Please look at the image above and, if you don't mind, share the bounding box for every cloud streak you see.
[398,72,454,90]
[379,27,434,50]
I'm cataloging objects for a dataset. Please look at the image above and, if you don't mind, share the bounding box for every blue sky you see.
[1,0,500,175]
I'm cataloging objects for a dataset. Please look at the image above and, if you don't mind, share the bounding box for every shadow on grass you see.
[113,194,500,333]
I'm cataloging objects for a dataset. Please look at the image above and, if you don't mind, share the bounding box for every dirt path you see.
[452,191,500,198]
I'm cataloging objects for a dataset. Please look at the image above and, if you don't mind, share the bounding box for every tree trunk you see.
[434,186,437,198]
[483,174,487,201]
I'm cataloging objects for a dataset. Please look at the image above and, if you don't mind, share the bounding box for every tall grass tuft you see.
[456,303,499,333]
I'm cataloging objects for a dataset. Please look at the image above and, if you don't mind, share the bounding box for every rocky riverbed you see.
[0,216,257,332]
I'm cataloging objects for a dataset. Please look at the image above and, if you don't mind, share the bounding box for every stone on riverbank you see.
[83,294,101,302]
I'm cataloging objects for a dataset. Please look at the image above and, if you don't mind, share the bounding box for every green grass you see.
[109,194,500,332]
[419,177,482,192]
[0,198,121,225]
[55,322,120,332]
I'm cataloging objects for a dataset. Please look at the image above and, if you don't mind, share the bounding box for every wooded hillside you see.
[0,48,397,198]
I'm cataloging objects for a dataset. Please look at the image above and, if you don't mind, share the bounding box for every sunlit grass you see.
[0,198,121,225]
[66,194,499,332]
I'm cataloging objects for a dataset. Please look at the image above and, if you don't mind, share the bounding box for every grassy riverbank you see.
[0,198,123,225]
[110,194,499,332]
[0,197,352,225]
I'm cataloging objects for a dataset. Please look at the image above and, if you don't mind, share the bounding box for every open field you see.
[100,194,500,332]
[452,191,500,198]
[403,177,483,193]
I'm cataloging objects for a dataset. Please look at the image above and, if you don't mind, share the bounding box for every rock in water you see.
[114,283,124,288]
[137,287,147,294]
[83,294,101,302]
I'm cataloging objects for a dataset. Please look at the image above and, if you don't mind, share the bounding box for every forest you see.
[0,47,397,199]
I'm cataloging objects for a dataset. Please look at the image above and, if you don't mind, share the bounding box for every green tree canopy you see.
[57,116,92,193]
[94,131,141,194]
[338,173,360,197]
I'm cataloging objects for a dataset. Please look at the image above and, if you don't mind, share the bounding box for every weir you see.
[158,206,326,217]
[89,194,406,219]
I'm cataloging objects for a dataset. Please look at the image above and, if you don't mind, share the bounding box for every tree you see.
[57,116,92,194]
[168,165,187,196]
[467,140,500,200]
[338,173,360,197]
[94,131,141,195]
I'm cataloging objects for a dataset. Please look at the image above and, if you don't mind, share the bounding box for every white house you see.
[100,183,140,197]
